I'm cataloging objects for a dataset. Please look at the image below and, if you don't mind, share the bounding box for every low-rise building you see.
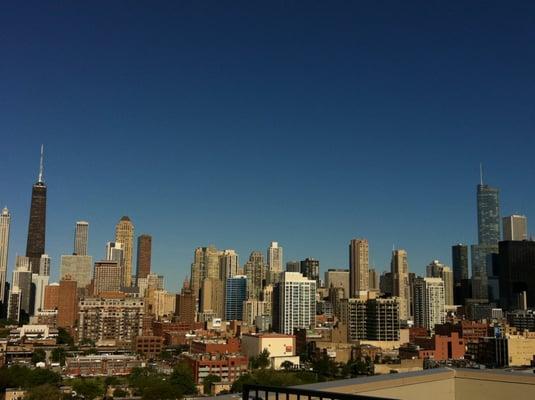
[134,336,164,359]
[181,353,248,384]
[241,333,300,369]
[65,354,142,376]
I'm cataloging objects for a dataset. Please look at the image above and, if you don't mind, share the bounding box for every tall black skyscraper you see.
[471,169,500,301]
[452,244,470,305]
[26,145,47,274]
[498,240,535,310]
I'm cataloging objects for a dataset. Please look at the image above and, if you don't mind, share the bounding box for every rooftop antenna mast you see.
[479,163,483,185]
[38,144,44,183]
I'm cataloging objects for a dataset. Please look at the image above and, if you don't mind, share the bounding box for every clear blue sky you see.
[1,1,534,290]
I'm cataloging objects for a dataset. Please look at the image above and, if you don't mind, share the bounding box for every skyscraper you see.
[93,260,123,295]
[498,240,535,310]
[190,245,221,298]
[225,275,247,321]
[26,145,47,274]
[414,277,446,331]
[300,258,320,285]
[60,255,93,290]
[349,238,369,297]
[11,256,33,319]
[426,260,454,306]
[452,244,471,306]
[0,207,10,309]
[74,221,89,256]
[391,249,410,321]
[105,241,124,263]
[219,249,239,281]
[324,269,350,298]
[285,261,301,273]
[471,176,500,301]
[502,215,528,241]
[267,241,283,273]
[276,272,316,335]
[244,251,267,300]
[136,234,152,282]
[115,216,134,287]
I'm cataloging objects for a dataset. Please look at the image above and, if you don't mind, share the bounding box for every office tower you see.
[74,221,89,256]
[414,277,445,331]
[242,299,267,326]
[7,287,21,322]
[58,278,77,331]
[498,240,535,310]
[452,244,469,305]
[176,280,196,324]
[190,245,220,298]
[0,207,10,308]
[276,272,316,335]
[12,256,33,318]
[60,255,93,290]
[369,268,379,291]
[366,298,400,341]
[391,249,410,320]
[324,269,350,298]
[26,145,47,274]
[38,254,50,276]
[267,241,283,273]
[43,283,60,309]
[426,260,454,306]
[349,239,369,297]
[31,273,49,313]
[78,296,144,344]
[244,251,267,299]
[261,284,273,317]
[472,177,500,300]
[300,258,320,285]
[199,277,224,319]
[285,261,301,273]
[93,260,123,295]
[105,241,124,262]
[219,249,239,281]
[136,234,152,283]
[225,275,247,321]
[146,289,175,318]
[503,215,528,241]
[137,273,164,297]
[379,271,393,296]
[115,216,134,287]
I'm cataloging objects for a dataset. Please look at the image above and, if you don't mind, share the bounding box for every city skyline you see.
[1,2,534,290]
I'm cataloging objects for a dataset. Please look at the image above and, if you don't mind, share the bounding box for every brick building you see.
[182,353,248,384]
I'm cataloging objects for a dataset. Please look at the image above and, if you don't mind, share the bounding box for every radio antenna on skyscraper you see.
[38,144,44,183]
[479,163,483,185]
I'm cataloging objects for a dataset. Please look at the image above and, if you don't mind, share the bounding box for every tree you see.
[113,388,128,398]
[51,347,67,366]
[26,384,62,400]
[141,380,181,400]
[71,378,105,400]
[32,349,46,364]
[250,349,271,369]
[169,362,197,395]
[203,374,221,395]
[280,360,294,371]
[56,328,74,347]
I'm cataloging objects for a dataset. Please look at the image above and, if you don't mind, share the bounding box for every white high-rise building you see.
[267,241,283,273]
[414,277,445,331]
[426,260,454,306]
[32,273,49,313]
[39,254,51,276]
[105,241,124,264]
[74,221,89,256]
[391,249,410,320]
[277,272,316,335]
[219,249,240,280]
[502,215,528,241]
[0,207,11,304]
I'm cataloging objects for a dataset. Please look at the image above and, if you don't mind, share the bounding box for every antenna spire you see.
[479,163,483,185]
[38,144,44,183]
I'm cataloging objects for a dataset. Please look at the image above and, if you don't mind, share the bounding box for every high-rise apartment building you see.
[32,270,49,314]
[93,260,123,295]
[414,277,446,331]
[190,246,221,298]
[58,278,78,331]
[78,295,144,344]
[391,249,410,321]
[225,275,247,321]
[7,287,21,322]
[115,216,134,287]
[176,280,196,324]
[349,239,369,297]
[60,255,93,290]
[369,268,379,291]
[300,258,320,285]
[26,146,47,274]
[324,269,349,298]
[267,241,283,273]
[137,273,164,297]
[0,207,10,309]
[244,251,267,300]
[105,241,124,263]
[43,283,60,310]
[344,297,400,341]
[199,277,224,319]
[136,234,152,282]
[276,272,316,335]
[502,215,528,241]
[11,256,33,319]
[219,249,239,281]
[426,260,454,306]
[74,221,89,256]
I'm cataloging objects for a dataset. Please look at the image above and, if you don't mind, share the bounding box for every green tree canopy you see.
[32,348,46,364]
[71,378,105,400]
[51,347,67,366]
[26,384,63,400]
[203,374,221,395]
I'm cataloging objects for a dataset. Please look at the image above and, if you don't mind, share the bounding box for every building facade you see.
[115,216,134,287]
[225,275,247,321]
[74,221,89,256]
[349,239,369,297]
[136,234,152,282]
[276,272,316,335]
[391,249,410,321]
[414,277,445,331]
[502,215,528,241]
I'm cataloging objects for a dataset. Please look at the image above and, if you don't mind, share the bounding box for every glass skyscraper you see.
[225,275,247,321]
